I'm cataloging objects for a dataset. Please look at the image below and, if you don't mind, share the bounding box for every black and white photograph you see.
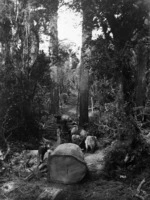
[0,0,150,199]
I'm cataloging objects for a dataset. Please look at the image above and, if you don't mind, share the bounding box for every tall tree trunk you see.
[79,67,89,126]
[136,42,147,107]
[49,0,59,114]
[79,0,92,127]
[116,46,135,114]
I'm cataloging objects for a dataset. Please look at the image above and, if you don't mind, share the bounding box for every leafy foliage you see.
[103,114,150,180]
[0,53,51,141]
[87,0,149,115]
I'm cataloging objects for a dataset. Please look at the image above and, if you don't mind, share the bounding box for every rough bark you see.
[79,1,93,127]
[49,0,59,114]
[79,67,89,126]
[136,43,147,107]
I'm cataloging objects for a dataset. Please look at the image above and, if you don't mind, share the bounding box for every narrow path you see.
[61,94,78,117]
[61,95,105,175]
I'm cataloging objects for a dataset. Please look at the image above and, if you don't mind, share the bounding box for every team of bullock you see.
[55,114,98,152]
[38,114,98,163]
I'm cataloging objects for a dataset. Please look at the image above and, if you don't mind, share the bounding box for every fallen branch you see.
[134,178,150,200]
[135,193,145,200]
[23,170,38,181]
[38,162,47,171]
[137,179,145,194]
[24,173,35,181]
[24,161,47,181]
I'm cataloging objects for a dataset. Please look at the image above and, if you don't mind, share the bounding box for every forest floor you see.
[1,99,150,200]
[1,145,149,200]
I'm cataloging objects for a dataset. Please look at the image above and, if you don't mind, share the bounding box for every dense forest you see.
[0,0,150,200]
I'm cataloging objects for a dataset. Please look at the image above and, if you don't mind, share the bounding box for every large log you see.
[84,150,104,179]
[47,143,87,184]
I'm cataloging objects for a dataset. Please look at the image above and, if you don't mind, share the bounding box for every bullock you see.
[85,136,97,153]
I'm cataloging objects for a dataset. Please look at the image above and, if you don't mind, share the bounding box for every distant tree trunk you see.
[79,1,92,127]
[116,46,135,115]
[115,82,124,111]
[136,42,147,107]
[49,0,59,114]
[122,60,134,114]
[91,97,94,113]
[76,83,80,119]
